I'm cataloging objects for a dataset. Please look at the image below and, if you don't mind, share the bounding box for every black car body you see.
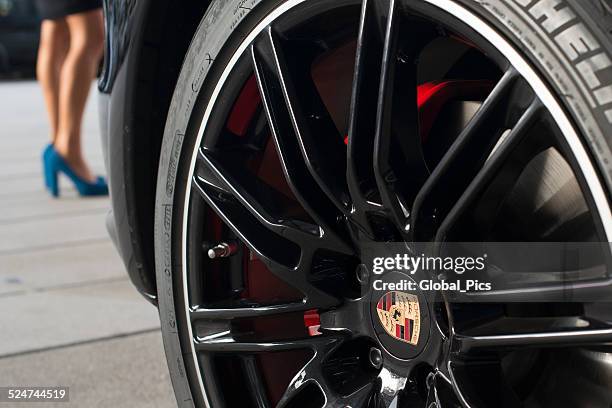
[0,0,39,75]
[99,0,212,303]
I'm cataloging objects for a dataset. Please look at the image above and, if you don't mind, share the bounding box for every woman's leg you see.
[36,18,69,142]
[54,9,104,182]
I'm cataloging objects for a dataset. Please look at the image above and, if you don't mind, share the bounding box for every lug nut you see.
[355,264,369,285]
[426,372,436,390]
[207,242,238,259]
[368,347,383,370]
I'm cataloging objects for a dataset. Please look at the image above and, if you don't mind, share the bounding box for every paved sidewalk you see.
[0,81,175,407]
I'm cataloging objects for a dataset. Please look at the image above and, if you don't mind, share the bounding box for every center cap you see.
[370,272,430,360]
[376,291,421,346]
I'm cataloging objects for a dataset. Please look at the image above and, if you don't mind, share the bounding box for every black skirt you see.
[35,0,102,20]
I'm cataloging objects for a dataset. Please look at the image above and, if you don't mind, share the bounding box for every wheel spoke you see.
[199,355,226,407]
[453,327,612,353]
[243,355,272,408]
[192,176,341,309]
[373,0,431,236]
[190,302,308,321]
[450,276,612,303]
[263,30,351,214]
[195,337,316,353]
[276,336,376,408]
[325,383,376,408]
[426,372,468,408]
[192,174,300,268]
[435,100,544,241]
[276,354,324,408]
[252,27,349,210]
[195,331,341,353]
[346,0,390,236]
[251,33,352,254]
[411,68,528,240]
[197,147,344,252]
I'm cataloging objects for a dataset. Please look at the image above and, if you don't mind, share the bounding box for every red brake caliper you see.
[344,79,494,145]
[416,79,494,141]
[303,309,322,336]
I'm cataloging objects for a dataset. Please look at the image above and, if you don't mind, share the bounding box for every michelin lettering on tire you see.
[509,0,612,122]
[467,0,612,185]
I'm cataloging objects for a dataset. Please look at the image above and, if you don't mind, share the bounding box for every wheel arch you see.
[100,0,213,304]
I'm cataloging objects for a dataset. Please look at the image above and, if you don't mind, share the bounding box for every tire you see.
[457,0,612,199]
[154,2,278,406]
[154,1,612,407]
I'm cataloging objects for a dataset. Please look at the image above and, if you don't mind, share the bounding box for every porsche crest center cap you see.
[376,291,420,345]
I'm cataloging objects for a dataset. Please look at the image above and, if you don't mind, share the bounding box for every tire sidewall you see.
[154,1,281,406]
[154,0,612,406]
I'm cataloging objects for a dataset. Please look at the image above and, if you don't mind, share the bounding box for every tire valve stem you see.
[207,241,238,259]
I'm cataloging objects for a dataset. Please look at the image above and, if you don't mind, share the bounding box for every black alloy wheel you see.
[154,0,612,407]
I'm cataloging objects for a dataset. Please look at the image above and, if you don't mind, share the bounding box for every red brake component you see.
[303,309,321,336]
[344,79,493,145]
[226,75,262,136]
[417,80,493,141]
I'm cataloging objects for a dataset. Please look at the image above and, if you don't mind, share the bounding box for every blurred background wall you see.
[0,3,176,406]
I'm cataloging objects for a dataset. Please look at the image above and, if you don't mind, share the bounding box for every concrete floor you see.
[0,80,176,407]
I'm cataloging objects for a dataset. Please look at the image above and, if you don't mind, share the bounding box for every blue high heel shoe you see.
[42,143,53,190]
[43,146,109,197]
